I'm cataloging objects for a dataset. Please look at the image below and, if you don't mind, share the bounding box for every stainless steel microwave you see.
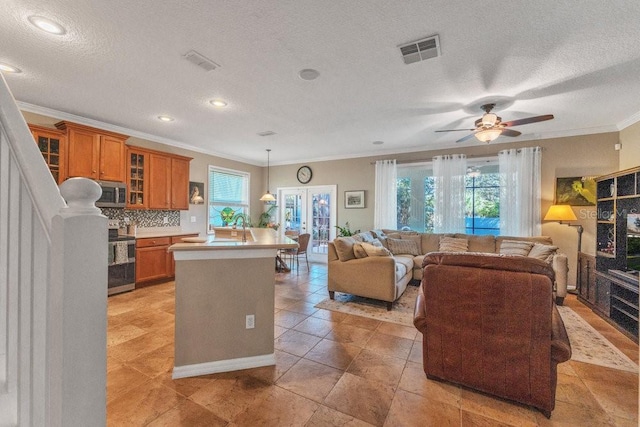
[96,180,126,208]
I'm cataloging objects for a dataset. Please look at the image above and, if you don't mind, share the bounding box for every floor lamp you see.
[544,204,583,293]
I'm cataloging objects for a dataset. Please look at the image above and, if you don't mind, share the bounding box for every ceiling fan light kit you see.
[437,103,554,144]
[475,128,502,143]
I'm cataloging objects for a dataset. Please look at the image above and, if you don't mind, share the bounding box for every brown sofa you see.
[328,230,569,311]
[413,252,572,418]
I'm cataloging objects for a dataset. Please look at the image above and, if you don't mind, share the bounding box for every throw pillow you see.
[370,229,386,238]
[400,234,422,254]
[528,243,558,263]
[370,238,383,247]
[361,242,393,257]
[333,237,357,261]
[387,238,420,256]
[353,243,368,259]
[439,236,468,252]
[500,240,535,257]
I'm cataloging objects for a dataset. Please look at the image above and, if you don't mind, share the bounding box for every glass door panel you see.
[278,185,336,263]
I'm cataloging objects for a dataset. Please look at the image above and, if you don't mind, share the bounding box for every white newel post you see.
[49,178,107,426]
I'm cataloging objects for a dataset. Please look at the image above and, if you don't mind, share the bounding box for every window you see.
[465,166,500,235]
[207,166,250,232]
[397,160,500,234]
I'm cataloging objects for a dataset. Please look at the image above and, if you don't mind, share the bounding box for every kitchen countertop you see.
[169,227,297,251]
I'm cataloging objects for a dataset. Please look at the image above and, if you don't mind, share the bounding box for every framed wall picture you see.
[555,176,597,206]
[345,190,365,209]
[189,181,205,204]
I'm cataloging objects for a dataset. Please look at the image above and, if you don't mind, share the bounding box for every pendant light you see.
[260,149,276,202]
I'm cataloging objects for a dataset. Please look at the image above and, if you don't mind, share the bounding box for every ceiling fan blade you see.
[500,129,522,137]
[435,129,476,132]
[501,114,554,127]
[455,133,478,143]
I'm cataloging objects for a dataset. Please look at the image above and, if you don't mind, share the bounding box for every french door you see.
[277,185,336,263]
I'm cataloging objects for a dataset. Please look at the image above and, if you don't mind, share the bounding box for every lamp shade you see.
[544,205,577,221]
[260,191,276,202]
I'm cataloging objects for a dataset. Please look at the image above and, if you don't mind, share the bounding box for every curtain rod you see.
[370,147,544,165]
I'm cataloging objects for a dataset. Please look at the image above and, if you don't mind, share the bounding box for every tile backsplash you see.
[102,208,180,227]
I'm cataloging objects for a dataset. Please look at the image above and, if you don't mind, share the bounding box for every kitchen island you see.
[168,227,297,379]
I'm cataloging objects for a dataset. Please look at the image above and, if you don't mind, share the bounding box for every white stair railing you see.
[0,75,107,426]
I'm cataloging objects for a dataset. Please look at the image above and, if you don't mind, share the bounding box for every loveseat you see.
[413,252,572,418]
[327,229,569,309]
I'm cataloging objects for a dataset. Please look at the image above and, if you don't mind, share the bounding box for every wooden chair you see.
[282,233,310,274]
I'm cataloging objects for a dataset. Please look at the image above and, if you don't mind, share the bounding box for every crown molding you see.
[15,101,263,166]
[617,110,640,130]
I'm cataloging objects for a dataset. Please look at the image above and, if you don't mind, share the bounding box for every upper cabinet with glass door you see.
[29,124,67,184]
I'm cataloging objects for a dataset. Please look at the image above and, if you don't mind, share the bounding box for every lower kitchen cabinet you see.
[135,237,171,284]
[136,234,198,285]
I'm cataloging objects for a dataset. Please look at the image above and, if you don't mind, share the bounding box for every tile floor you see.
[107,263,639,426]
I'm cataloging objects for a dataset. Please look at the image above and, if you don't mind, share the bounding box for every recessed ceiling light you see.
[0,63,21,73]
[210,99,227,107]
[373,140,384,145]
[298,69,320,80]
[28,16,66,35]
[157,115,174,122]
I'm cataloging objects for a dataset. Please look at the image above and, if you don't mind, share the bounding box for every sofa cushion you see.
[499,239,535,257]
[388,238,421,256]
[361,242,393,257]
[528,243,558,263]
[334,237,357,261]
[496,235,553,247]
[353,243,368,259]
[421,233,443,253]
[456,234,496,253]
[394,255,415,273]
[439,236,468,252]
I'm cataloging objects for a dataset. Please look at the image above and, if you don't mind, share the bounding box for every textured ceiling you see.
[2,0,640,165]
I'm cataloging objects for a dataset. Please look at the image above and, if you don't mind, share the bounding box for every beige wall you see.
[619,121,640,171]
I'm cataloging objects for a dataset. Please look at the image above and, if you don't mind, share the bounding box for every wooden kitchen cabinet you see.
[29,124,67,183]
[55,121,127,182]
[135,237,171,284]
[127,148,149,208]
[148,151,192,210]
[171,157,190,210]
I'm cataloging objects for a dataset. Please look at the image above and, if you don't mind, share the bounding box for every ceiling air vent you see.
[399,35,441,65]
[257,131,276,137]
[183,50,220,72]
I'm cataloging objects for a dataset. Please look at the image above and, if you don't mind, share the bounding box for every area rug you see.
[315,289,639,373]
[556,305,638,373]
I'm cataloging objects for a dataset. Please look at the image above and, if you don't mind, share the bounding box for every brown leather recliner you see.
[413,252,572,418]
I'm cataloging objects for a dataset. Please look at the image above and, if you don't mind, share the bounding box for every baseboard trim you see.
[172,353,276,379]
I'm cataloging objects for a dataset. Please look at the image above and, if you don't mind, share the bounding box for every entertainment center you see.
[578,166,639,342]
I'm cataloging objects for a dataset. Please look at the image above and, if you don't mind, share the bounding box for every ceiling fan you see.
[436,103,554,143]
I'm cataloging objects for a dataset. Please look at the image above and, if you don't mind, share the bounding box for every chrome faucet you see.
[233,214,248,242]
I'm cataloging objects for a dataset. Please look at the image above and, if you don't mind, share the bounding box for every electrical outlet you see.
[245,314,255,329]
[123,217,129,222]
[163,216,169,224]
[190,216,196,223]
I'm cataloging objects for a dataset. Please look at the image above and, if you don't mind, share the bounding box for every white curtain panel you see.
[374,159,397,229]
[499,146,542,236]
[433,154,467,233]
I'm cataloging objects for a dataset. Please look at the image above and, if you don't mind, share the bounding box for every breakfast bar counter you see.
[168,227,297,379]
